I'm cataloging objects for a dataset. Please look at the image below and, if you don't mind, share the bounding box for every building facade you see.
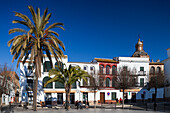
[20,38,165,105]
[162,48,170,100]
[0,71,20,105]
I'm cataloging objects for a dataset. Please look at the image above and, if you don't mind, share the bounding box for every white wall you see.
[136,88,164,100]
[118,57,150,85]
[162,49,170,98]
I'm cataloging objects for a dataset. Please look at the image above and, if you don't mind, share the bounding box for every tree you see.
[0,64,19,104]
[149,71,164,111]
[116,66,137,109]
[0,64,12,102]
[88,72,103,108]
[44,64,89,110]
[8,6,65,111]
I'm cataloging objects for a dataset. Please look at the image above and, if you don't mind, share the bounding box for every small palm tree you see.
[8,6,65,111]
[44,64,89,110]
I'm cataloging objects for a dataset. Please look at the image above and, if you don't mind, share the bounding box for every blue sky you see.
[0,0,170,74]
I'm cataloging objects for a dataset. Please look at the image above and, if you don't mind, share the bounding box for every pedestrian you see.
[75,100,79,110]
[119,97,122,104]
[63,101,65,109]
[79,101,83,109]
[116,98,118,104]
[85,100,89,109]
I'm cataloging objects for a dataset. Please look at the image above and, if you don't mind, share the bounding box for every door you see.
[70,93,75,104]
[57,93,63,104]
[100,92,105,104]
[83,92,88,104]
[131,93,136,102]
[45,93,52,105]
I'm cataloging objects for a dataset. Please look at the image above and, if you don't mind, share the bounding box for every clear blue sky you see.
[0,0,170,74]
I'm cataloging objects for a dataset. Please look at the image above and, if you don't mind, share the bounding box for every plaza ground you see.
[12,108,170,113]
[1,102,170,113]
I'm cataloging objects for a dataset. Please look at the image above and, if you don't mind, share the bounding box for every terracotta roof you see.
[68,62,96,64]
[94,58,118,63]
[149,62,164,65]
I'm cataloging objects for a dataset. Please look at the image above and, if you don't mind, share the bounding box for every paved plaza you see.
[1,103,170,113]
[11,109,169,113]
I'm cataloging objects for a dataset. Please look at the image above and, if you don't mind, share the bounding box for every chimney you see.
[156,59,160,62]
[167,48,170,58]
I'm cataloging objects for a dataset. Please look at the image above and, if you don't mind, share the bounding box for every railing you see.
[138,71,146,75]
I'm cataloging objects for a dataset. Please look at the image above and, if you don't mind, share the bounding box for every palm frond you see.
[45,23,64,31]
[9,28,27,34]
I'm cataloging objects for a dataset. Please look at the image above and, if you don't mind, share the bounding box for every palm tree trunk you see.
[122,89,124,109]
[33,51,41,111]
[65,87,71,110]
[33,74,38,111]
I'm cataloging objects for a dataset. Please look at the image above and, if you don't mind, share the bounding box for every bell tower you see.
[135,38,144,51]
[132,36,149,58]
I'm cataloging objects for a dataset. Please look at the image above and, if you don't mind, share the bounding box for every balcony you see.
[138,71,146,75]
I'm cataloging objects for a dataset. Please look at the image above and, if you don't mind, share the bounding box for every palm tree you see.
[8,6,65,111]
[44,64,89,110]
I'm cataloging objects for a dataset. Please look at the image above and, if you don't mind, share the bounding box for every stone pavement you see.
[12,108,170,113]
[1,103,170,113]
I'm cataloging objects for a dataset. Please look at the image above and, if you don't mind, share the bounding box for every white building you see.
[20,38,165,105]
[162,48,170,101]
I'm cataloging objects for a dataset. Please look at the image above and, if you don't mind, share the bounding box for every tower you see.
[132,38,149,58]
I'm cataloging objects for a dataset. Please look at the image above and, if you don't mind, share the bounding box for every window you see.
[106,65,110,74]
[99,77,104,87]
[140,78,144,87]
[99,65,104,74]
[112,66,117,75]
[55,81,64,89]
[43,77,53,88]
[90,67,93,70]
[43,61,52,72]
[111,92,116,100]
[84,66,87,70]
[112,78,115,87]
[55,61,63,71]
[106,78,110,87]
[83,79,88,86]
[27,79,33,90]
[156,67,161,74]
[28,66,33,73]
[72,82,77,89]
[140,67,144,71]
[150,67,155,74]
[123,66,127,71]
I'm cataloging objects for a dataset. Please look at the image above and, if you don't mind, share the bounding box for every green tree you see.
[8,6,65,111]
[44,64,89,110]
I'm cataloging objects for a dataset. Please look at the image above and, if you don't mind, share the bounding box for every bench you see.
[105,100,116,104]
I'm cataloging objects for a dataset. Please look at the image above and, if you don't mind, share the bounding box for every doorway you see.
[57,93,63,104]
[45,93,52,105]
[131,93,136,102]
[70,93,75,104]
[100,92,105,104]
[83,92,88,104]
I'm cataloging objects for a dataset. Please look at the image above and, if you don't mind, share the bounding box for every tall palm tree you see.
[44,64,89,110]
[8,6,65,111]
